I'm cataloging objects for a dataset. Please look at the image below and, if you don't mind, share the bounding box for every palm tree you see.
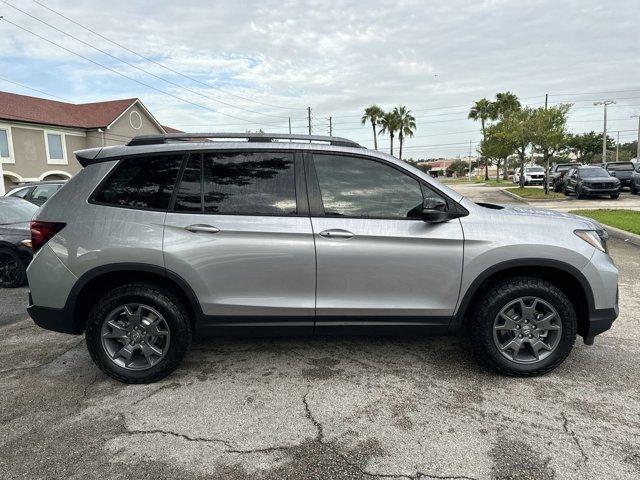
[494,91,521,120]
[468,98,495,180]
[394,106,416,160]
[361,105,385,150]
[379,111,400,156]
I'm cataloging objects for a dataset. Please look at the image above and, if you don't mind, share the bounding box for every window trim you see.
[168,149,304,218]
[0,124,15,164]
[306,151,455,221]
[89,152,187,212]
[43,130,68,165]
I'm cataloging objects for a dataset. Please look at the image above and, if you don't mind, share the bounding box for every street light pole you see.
[594,100,616,162]
[468,140,472,181]
[632,115,640,161]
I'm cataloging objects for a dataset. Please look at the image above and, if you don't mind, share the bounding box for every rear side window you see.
[607,163,634,171]
[173,151,297,215]
[94,155,183,210]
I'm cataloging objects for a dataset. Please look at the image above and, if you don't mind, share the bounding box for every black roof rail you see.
[127,132,363,148]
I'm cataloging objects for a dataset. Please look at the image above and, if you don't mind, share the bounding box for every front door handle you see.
[319,229,354,239]
[185,224,220,234]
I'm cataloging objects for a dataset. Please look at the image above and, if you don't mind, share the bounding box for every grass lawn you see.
[484,179,511,187]
[569,209,640,235]
[505,187,565,200]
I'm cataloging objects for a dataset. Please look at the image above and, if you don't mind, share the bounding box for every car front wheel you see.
[468,276,577,376]
[610,193,620,199]
[85,283,192,383]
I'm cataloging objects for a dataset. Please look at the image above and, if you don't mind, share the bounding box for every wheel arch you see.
[68,264,203,334]
[453,259,593,338]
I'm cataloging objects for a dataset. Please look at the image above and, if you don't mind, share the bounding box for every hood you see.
[470,202,602,230]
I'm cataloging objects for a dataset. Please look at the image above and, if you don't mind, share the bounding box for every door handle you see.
[319,229,354,239]
[184,224,220,234]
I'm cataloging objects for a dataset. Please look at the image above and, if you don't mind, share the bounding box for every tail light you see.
[30,221,66,253]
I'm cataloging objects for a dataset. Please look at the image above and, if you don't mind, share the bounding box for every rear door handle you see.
[185,224,220,234]
[319,229,354,239]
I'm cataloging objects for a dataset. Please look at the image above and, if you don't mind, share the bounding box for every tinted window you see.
[94,155,182,209]
[0,200,38,224]
[313,154,427,219]
[174,155,202,212]
[579,167,609,178]
[607,163,634,171]
[200,151,296,215]
[9,187,32,199]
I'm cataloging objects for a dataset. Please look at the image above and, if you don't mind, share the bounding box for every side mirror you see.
[422,198,450,223]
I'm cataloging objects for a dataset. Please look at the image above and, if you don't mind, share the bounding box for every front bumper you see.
[581,187,620,195]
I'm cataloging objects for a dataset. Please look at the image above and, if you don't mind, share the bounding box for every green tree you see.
[493,108,535,188]
[482,123,515,182]
[379,111,400,156]
[361,105,385,150]
[493,91,521,119]
[566,131,614,163]
[394,106,416,161]
[468,98,495,180]
[446,159,468,177]
[531,104,571,194]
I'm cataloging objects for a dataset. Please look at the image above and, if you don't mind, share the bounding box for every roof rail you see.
[127,132,362,148]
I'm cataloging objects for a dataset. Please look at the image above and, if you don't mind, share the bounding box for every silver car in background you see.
[26,133,618,383]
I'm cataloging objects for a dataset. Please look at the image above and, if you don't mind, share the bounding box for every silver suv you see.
[26,133,619,383]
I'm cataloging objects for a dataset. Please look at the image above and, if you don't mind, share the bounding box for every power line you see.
[2,1,294,120]
[0,16,285,128]
[0,75,71,102]
[29,0,306,112]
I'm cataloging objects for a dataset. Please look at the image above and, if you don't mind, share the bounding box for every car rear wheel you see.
[468,276,577,376]
[629,183,637,194]
[85,283,192,383]
[610,193,620,199]
[0,248,27,288]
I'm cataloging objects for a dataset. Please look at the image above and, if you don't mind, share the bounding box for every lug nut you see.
[519,334,523,338]
[528,334,533,338]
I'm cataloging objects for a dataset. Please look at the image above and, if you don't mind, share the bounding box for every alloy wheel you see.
[492,297,562,364]
[100,303,171,370]
[0,252,20,286]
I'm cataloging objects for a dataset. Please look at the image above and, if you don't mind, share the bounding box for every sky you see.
[0,0,639,158]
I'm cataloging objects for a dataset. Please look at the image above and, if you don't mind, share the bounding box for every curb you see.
[601,224,640,247]
[499,188,566,202]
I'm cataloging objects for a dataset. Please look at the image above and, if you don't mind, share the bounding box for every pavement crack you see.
[303,389,325,442]
[124,427,235,449]
[560,412,589,465]
[0,338,84,375]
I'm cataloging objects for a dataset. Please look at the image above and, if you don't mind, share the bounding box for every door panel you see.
[311,217,464,321]
[164,213,316,323]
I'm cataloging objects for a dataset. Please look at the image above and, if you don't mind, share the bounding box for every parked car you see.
[603,161,635,189]
[513,166,545,185]
[631,163,640,194]
[548,163,580,192]
[0,197,38,287]
[27,133,619,383]
[562,166,621,199]
[5,181,66,206]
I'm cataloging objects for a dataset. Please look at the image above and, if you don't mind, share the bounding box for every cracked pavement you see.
[1,240,639,478]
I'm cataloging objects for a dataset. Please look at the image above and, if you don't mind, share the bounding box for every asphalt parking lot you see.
[1,204,639,479]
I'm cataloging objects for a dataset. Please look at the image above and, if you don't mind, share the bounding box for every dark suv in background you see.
[563,166,621,199]
[603,162,635,190]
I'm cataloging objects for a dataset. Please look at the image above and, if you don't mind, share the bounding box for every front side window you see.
[0,129,10,158]
[46,133,65,161]
[313,154,428,219]
[94,154,183,210]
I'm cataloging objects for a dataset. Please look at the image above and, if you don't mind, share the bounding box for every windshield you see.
[580,167,609,178]
[526,167,544,172]
[607,163,634,171]
[0,199,38,224]
[556,165,573,172]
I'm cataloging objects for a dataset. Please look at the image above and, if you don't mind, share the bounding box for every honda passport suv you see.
[26,133,619,383]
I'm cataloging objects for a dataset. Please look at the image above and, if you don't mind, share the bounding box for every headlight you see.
[574,229,608,253]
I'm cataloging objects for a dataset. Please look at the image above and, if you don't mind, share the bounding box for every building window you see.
[0,126,14,163]
[45,131,67,164]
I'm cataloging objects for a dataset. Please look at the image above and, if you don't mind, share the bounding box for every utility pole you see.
[632,115,640,160]
[545,93,548,109]
[288,117,291,135]
[329,116,332,137]
[468,140,472,181]
[616,131,620,161]
[544,94,549,194]
[594,100,616,162]
[307,107,312,136]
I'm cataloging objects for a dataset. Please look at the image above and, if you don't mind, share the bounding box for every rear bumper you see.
[27,292,78,335]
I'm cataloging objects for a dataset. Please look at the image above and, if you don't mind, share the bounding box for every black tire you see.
[576,186,584,199]
[0,247,27,288]
[563,186,570,196]
[631,183,637,195]
[610,193,620,199]
[468,276,577,377]
[85,283,192,384]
